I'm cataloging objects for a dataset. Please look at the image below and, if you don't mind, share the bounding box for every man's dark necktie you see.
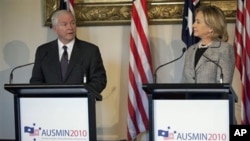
[61,46,68,80]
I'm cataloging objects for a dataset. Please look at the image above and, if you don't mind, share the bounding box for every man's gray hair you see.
[51,10,75,26]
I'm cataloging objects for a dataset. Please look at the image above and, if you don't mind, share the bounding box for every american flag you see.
[233,0,250,124]
[181,0,200,48]
[60,0,75,16]
[127,0,153,140]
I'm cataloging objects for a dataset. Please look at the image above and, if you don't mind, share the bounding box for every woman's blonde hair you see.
[195,5,228,41]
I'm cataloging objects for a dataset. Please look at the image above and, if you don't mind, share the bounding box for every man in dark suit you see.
[30,10,107,93]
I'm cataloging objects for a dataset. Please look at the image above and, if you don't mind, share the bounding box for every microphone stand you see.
[153,48,186,83]
[9,62,34,84]
[9,51,48,84]
[202,55,223,84]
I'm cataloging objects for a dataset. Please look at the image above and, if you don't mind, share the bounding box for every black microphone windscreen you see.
[182,47,187,53]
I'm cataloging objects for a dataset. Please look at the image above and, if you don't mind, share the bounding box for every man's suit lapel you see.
[48,41,63,82]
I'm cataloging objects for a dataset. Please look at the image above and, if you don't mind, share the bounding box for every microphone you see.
[9,51,48,84]
[153,47,186,83]
[9,62,34,84]
[202,55,223,84]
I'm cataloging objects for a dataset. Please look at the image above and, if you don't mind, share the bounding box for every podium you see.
[4,84,102,141]
[142,83,237,141]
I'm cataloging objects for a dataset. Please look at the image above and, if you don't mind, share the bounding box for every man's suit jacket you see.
[181,40,235,84]
[30,38,107,93]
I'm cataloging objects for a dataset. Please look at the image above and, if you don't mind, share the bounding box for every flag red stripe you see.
[132,2,152,65]
[127,81,140,133]
[68,0,75,16]
[130,40,149,125]
[129,61,147,120]
[242,0,250,124]
[128,35,149,133]
[127,0,153,140]
[128,65,148,130]
[131,3,152,70]
[130,35,150,86]
[234,30,243,73]
[60,0,74,15]
[234,0,250,124]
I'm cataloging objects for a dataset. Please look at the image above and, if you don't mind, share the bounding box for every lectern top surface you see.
[4,83,102,100]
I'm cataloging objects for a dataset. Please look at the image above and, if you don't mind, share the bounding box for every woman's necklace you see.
[198,41,212,48]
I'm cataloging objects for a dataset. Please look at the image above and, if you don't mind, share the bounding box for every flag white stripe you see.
[234,0,250,124]
[129,41,149,129]
[131,20,153,83]
[127,0,152,140]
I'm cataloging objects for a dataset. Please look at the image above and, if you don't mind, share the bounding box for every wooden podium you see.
[142,83,237,141]
[4,84,101,141]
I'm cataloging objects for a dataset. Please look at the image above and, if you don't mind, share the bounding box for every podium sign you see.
[154,99,229,141]
[20,97,89,141]
[4,84,101,141]
[142,83,237,141]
